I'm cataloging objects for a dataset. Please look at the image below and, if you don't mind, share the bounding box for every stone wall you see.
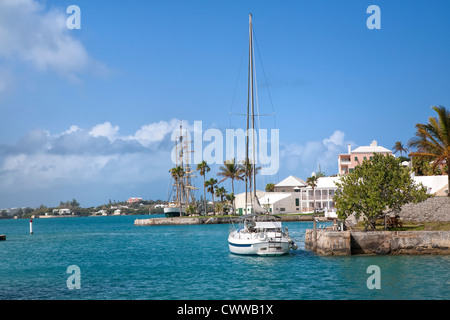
[397,197,450,222]
[305,229,450,255]
[305,230,351,255]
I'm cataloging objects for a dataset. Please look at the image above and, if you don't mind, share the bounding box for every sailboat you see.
[164,122,197,217]
[228,14,298,256]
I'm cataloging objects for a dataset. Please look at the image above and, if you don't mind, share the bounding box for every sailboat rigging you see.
[228,14,298,256]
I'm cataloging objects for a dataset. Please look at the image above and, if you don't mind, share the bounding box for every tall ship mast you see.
[164,122,198,217]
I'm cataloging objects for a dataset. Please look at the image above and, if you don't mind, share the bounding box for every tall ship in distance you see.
[164,122,197,217]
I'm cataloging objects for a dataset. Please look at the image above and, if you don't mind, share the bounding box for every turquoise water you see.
[0,215,448,300]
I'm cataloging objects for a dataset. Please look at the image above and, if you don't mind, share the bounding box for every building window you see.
[302,191,307,200]
[280,208,286,211]
[355,156,358,161]
[295,198,299,206]
[315,190,321,200]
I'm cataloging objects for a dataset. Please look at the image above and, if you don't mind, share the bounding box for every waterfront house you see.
[52,208,71,215]
[338,140,392,175]
[233,172,448,215]
[234,176,340,214]
[274,175,307,193]
[127,197,143,204]
[300,177,340,213]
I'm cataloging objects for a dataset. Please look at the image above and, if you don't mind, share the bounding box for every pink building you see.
[127,197,143,204]
[338,140,392,175]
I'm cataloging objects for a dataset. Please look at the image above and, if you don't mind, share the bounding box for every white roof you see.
[413,175,448,194]
[275,175,306,187]
[351,140,392,154]
[352,145,392,153]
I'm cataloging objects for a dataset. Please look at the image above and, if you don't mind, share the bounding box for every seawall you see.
[134,215,328,226]
[398,196,450,223]
[305,229,450,255]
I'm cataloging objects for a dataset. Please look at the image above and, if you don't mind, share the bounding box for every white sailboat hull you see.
[228,229,293,256]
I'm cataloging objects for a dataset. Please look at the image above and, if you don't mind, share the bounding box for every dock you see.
[0,235,6,241]
[305,229,450,255]
[135,215,328,226]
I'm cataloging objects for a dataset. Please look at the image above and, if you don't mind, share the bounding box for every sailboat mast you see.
[249,14,257,201]
[245,13,252,215]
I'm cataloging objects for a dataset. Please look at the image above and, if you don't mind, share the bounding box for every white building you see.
[234,174,448,215]
[234,176,340,214]
[274,175,307,193]
[413,175,449,196]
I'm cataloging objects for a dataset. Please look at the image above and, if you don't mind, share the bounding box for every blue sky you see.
[1,0,450,208]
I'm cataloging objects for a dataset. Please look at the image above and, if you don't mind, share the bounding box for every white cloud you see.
[89,122,120,142]
[133,119,185,147]
[280,130,355,177]
[0,119,186,207]
[0,0,105,81]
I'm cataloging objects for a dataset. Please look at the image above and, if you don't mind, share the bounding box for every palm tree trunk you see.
[231,179,235,215]
[203,176,207,215]
[448,165,450,197]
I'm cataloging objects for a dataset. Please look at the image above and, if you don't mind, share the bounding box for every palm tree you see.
[238,157,261,191]
[215,186,227,213]
[226,193,236,214]
[306,174,319,212]
[393,141,408,157]
[205,178,218,214]
[217,158,243,195]
[408,105,450,197]
[196,160,210,216]
[170,166,185,215]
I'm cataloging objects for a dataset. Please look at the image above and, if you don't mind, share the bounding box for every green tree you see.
[205,178,218,214]
[196,160,210,216]
[217,158,243,195]
[265,183,275,192]
[239,157,261,191]
[70,198,80,208]
[170,166,185,215]
[215,186,227,213]
[408,105,450,196]
[186,204,196,216]
[226,193,236,214]
[334,154,429,230]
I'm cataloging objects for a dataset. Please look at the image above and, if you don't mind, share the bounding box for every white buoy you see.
[30,219,33,234]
